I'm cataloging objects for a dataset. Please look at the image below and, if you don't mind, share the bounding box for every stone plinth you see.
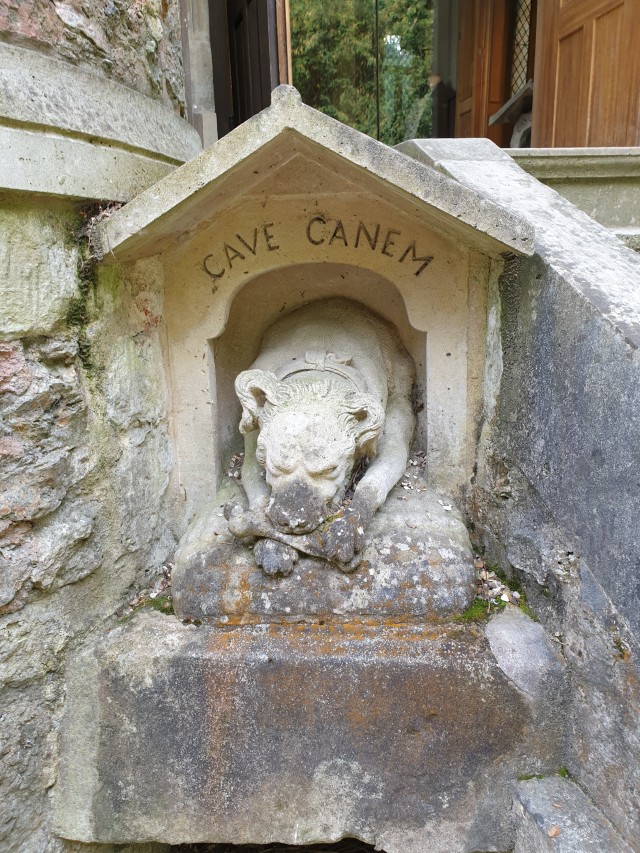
[54,610,564,853]
[172,481,477,623]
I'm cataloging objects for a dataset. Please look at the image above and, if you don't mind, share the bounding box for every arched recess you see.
[164,237,486,524]
[211,261,427,474]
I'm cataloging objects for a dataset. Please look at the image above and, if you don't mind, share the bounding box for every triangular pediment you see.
[96,87,534,263]
[243,150,364,199]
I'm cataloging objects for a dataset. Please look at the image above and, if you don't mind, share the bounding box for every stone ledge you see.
[0,42,201,201]
[507,148,640,232]
[0,126,180,203]
[509,147,640,180]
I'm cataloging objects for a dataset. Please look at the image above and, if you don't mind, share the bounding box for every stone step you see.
[513,777,634,853]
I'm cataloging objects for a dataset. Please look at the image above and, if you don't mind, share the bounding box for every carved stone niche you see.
[55,90,552,853]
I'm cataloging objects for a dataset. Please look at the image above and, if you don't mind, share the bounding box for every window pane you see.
[290,0,434,145]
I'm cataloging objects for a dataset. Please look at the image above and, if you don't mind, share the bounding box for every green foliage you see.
[290,0,433,144]
[557,766,570,778]
[66,203,102,373]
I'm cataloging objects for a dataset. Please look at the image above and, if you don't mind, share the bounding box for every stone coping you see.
[399,138,640,348]
[0,42,201,201]
[509,147,640,179]
[96,86,534,262]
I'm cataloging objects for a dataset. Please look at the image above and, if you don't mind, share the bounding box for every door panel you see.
[533,0,639,146]
[454,0,513,144]
[211,0,291,138]
[554,28,586,145]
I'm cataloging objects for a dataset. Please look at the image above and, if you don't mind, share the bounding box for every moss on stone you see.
[142,594,175,615]
[488,562,539,622]
[65,203,103,372]
[457,598,506,622]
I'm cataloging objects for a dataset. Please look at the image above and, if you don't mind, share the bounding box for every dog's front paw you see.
[322,509,367,566]
[254,538,299,577]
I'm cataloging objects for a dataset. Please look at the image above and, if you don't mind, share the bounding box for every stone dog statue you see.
[225,298,415,576]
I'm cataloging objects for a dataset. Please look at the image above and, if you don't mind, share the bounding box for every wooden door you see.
[455,0,513,144]
[533,0,640,146]
[210,0,291,138]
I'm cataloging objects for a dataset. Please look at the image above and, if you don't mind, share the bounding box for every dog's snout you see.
[266,479,326,533]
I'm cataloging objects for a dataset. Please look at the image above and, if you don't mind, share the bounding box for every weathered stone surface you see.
[0,1,186,112]
[0,200,79,339]
[513,777,634,853]
[97,86,533,263]
[509,147,640,231]
[0,233,176,853]
[0,678,63,853]
[230,298,416,574]
[486,604,565,703]
[0,43,198,162]
[55,610,563,852]
[173,481,476,622]
[0,334,98,608]
[0,42,201,202]
[95,88,527,520]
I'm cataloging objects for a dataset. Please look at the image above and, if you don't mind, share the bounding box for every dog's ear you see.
[235,369,284,433]
[345,393,385,453]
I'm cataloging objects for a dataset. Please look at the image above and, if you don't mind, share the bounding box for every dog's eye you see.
[317,464,340,477]
[267,459,290,476]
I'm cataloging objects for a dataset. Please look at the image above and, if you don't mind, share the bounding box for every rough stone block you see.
[55,610,564,852]
[172,482,477,622]
[0,202,78,338]
[513,777,634,852]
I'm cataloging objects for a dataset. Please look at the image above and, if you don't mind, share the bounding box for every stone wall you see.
[398,139,640,849]
[0,0,185,112]
[0,200,176,853]
[0,0,198,846]
[472,253,640,848]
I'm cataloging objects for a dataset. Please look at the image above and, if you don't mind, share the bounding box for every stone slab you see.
[54,610,559,852]
[398,137,640,348]
[0,126,178,203]
[0,42,201,200]
[172,481,477,623]
[486,605,565,702]
[513,777,634,853]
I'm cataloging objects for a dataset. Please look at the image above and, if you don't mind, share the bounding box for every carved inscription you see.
[306,216,434,276]
[202,216,434,280]
[203,223,279,280]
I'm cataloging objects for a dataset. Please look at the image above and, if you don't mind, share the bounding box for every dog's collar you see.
[275,350,368,393]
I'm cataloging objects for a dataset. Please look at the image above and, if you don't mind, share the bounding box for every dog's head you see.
[235,369,384,533]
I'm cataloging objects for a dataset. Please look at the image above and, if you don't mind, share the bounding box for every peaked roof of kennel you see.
[96,86,534,262]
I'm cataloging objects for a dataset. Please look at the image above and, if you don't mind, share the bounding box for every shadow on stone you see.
[171,841,381,852]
